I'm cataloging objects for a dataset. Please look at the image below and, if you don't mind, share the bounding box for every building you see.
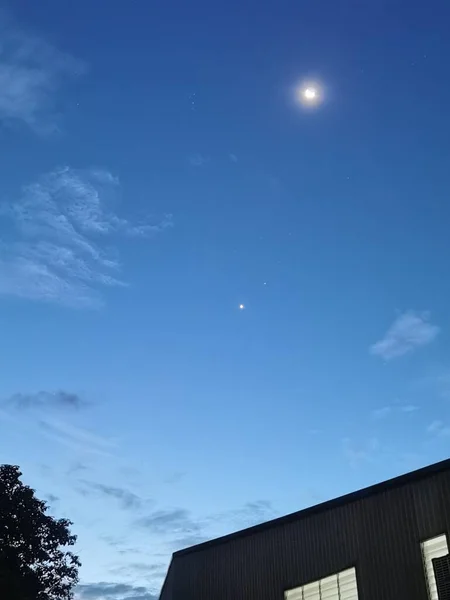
[160,458,450,600]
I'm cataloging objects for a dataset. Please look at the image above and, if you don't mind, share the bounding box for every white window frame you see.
[421,533,449,600]
[285,567,359,600]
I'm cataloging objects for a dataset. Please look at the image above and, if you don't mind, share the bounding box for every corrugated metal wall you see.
[160,559,175,600]
[162,469,450,600]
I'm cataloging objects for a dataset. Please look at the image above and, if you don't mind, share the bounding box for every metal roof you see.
[174,457,450,557]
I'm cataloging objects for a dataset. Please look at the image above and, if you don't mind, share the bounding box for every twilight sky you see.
[2,1,450,599]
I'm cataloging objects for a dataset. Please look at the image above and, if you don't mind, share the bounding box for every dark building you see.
[160,458,450,600]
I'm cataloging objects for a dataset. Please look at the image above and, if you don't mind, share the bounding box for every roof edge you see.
[174,457,450,557]
[159,555,175,600]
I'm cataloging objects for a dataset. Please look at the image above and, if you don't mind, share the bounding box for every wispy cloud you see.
[212,500,277,529]
[229,153,238,163]
[113,562,168,581]
[135,499,277,553]
[0,167,172,307]
[370,311,439,360]
[426,420,450,437]
[78,480,143,510]
[0,15,85,132]
[371,406,392,420]
[39,418,117,456]
[67,462,89,476]
[370,404,419,419]
[45,493,59,505]
[343,437,380,469]
[188,153,209,167]
[171,532,208,551]
[419,370,450,400]
[163,471,186,485]
[5,390,85,411]
[76,582,157,600]
[136,506,209,551]
[136,508,201,536]
[400,404,419,413]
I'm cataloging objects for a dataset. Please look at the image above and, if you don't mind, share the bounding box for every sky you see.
[1,0,450,598]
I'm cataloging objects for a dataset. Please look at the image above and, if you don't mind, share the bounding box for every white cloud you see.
[0,167,172,307]
[400,404,419,413]
[39,418,117,457]
[0,16,84,131]
[427,420,442,434]
[370,311,439,360]
[370,404,419,419]
[342,437,380,469]
[371,406,392,419]
[188,154,209,167]
[426,420,450,437]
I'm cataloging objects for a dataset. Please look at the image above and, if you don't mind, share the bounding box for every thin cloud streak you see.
[0,167,172,307]
[370,311,439,360]
[5,390,85,411]
[370,404,419,419]
[78,480,143,510]
[400,404,419,413]
[39,418,117,457]
[135,499,278,553]
[136,508,201,536]
[211,500,277,528]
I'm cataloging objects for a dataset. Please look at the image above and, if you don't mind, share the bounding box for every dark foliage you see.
[0,464,80,599]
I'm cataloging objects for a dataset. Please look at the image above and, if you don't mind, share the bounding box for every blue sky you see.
[1,0,450,598]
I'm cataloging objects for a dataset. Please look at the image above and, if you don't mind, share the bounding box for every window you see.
[422,534,449,600]
[285,568,359,600]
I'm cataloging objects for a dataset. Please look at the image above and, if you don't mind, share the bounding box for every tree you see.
[0,464,81,600]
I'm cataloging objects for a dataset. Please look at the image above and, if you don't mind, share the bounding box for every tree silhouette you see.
[0,464,80,599]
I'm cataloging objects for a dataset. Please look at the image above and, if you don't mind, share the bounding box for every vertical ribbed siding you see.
[159,559,175,600]
[169,469,450,600]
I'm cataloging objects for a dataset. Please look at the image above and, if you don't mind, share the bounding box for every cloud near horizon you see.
[76,582,157,600]
[0,167,172,308]
[370,311,439,360]
[135,499,277,553]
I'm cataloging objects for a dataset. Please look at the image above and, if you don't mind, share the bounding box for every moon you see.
[303,87,317,101]
[297,81,323,107]
[239,304,245,310]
